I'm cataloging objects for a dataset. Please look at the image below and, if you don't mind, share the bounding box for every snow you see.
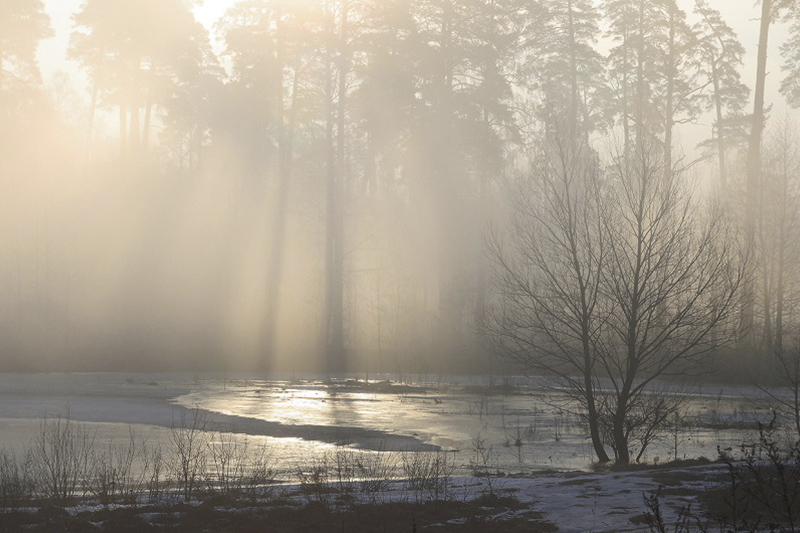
[45,466,724,532]
[0,373,761,530]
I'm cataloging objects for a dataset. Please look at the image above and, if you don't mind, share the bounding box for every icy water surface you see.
[0,373,776,477]
[175,375,773,474]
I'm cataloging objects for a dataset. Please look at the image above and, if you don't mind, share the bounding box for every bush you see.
[206,433,274,501]
[355,451,397,504]
[169,408,209,502]
[645,416,800,532]
[242,443,274,502]
[206,432,248,496]
[141,440,166,504]
[295,456,333,506]
[0,449,33,512]
[401,451,455,502]
[87,428,140,505]
[713,416,800,531]
[29,414,95,505]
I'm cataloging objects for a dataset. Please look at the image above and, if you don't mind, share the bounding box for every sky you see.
[35,0,796,151]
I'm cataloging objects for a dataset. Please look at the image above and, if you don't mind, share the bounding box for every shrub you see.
[141,440,166,504]
[29,414,95,505]
[296,456,333,506]
[356,451,397,504]
[87,428,139,505]
[206,432,274,500]
[206,432,248,496]
[0,449,33,512]
[242,443,274,502]
[713,416,800,531]
[401,451,455,502]
[169,408,210,502]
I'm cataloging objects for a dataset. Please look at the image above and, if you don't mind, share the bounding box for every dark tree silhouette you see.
[0,0,51,105]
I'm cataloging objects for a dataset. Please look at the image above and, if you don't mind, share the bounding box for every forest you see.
[1,0,799,380]
[8,2,800,530]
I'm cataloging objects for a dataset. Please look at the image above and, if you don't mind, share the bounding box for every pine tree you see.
[531,0,607,137]
[693,0,749,188]
[741,0,794,345]
[71,0,214,160]
[780,2,800,107]
[0,0,51,106]
[759,119,800,353]
[605,0,705,173]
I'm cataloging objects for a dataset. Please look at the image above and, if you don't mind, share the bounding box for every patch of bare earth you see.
[0,496,556,532]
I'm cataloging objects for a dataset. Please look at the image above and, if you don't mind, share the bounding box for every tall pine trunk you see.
[142,101,152,149]
[663,1,676,181]
[83,82,98,177]
[743,0,773,343]
[119,103,128,158]
[263,22,298,370]
[712,61,727,187]
[324,0,348,376]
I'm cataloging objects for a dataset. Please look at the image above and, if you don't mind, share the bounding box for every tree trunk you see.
[567,0,579,133]
[129,104,140,155]
[324,0,348,376]
[619,15,631,158]
[119,103,128,158]
[583,340,609,462]
[324,17,336,371]
[743,0,772,343]
[142,101,152,149]
[612,400,630,464]
[663,1,676,181]
[776,243,785,354]
[712,60,727,187]
[763,264,773,350]
[436,0,461,328]
[263,21,298,369]
[331,0,348,372]
[475,105,490,325]
[634,0,646,150]
[83,82,98,177]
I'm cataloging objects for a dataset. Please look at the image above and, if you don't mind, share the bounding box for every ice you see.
[0,373,766,530]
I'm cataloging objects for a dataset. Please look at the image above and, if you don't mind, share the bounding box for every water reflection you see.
[176,378,767,473]
[0,373,778,479]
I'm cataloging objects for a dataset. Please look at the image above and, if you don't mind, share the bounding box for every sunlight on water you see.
[0,374,774,480]
[175,377,769,474]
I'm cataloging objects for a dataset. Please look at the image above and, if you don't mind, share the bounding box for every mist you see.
[10,2,800,530]
[1,0,798,378]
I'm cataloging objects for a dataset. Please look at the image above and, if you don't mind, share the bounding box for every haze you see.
[2,0,798,376]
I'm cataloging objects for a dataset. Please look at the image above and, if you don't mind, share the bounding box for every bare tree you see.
[488,130,746,465]
[600,138,746,464]
[487,119,611,463]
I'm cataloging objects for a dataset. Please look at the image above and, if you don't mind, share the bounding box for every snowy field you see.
[0,373,777,531]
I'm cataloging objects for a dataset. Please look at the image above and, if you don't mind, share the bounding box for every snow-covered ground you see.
[46,466,724,532]
[0,373,771,530]
[509,464,722,532]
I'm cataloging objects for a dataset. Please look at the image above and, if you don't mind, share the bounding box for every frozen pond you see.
[0,373,777,478]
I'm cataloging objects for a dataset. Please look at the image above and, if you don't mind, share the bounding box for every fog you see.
[1,0,798,376]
